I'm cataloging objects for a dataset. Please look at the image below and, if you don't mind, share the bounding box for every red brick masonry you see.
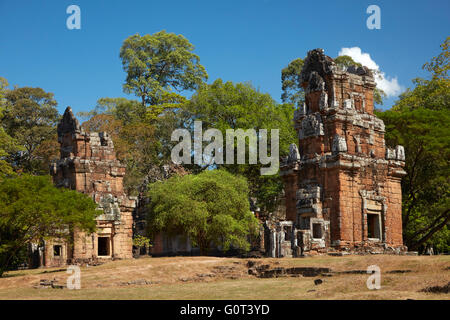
[43,107,136,266]
[279,49,406,255]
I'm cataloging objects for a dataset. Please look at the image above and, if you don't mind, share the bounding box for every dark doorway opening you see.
[312,223,322,239]
[367,214,381,239]
[98,237,110,256]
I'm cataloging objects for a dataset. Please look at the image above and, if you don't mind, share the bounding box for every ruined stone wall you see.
[280,49,406,254]
[46,107,136,266]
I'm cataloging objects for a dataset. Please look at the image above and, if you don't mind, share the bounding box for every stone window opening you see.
[98,237,111,256]
[284,226,292,241]
[53,245,62,257]
[367,213,381,240]
[312,223,322,239]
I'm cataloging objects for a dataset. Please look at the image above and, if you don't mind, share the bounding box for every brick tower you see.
[280,49,406,254]
[46,107,136,266]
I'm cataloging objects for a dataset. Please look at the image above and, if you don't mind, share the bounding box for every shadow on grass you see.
[2,268,66,278]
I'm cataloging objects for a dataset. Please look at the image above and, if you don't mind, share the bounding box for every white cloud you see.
[338,47,403,98]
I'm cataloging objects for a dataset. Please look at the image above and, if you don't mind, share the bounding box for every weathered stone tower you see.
[280,49,406,255]
[45,107,136,266]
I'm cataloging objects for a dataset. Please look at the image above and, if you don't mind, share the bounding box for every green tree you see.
[146,170,259,255]
[334,55,362,69]
[77,31,209,193]
[281,58,304,106]
[423,36,449,80]
[393,37,449,112]
[183,79,297,212]
[376,37,450,253]
[0,126,18,176]
[1,87,60,174]
[379,108,449,252]
[78,97,146,125]
[0,78,21,176]
[0,175,99,276]
[120,30,208,117]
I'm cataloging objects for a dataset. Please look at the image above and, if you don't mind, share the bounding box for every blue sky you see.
[0,0,449,115]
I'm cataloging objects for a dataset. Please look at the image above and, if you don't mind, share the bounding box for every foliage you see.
[334,55,362,69]
[376,37,450,253]
[79,29,210,192]
[0,126,17,176]
[281,58,304,106]
[132,235,152,248]
[1,86,60,174]
[0,175,99,276]
[423,36,449,80]
[182,79,297,212]
[78,97,146,125]
[119,30,208,118]
[0,78,21,176]
[146,170,259,254]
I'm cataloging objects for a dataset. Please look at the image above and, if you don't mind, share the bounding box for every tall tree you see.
[78,97,146,125]
[0,175,99,276]
[183,79,297,212]
[376,37,450,253]
[119,30,208,117]
[1,87,60,174]
[0,77,20,176]
[281,58,305,106]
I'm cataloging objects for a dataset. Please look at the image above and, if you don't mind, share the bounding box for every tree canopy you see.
[120,30,208,118]
[0,78,20,176]
[1,85,60,174]
[182,79,297,212]
[376,37,450,253]
[0,175,99,276]
[146,169,259,254]
[281,58,305,106]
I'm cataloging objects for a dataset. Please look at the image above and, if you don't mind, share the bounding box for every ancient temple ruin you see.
[275,49,407,256]
[29,49,408,266]
[31,107,137,267]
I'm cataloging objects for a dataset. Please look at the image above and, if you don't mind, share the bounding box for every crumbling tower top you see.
[56,107,116,160]
[297,48,377,117]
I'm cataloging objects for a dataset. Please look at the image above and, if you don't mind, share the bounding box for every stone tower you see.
[280,49,406,254]
[46,107,136,266]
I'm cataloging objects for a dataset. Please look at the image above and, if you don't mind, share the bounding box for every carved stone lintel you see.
[395,145,405,161]
[332,134,347,153]
[299,113,324,139]
[386,147,396,160]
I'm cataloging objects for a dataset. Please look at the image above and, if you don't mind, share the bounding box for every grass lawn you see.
[0,255,449,300]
